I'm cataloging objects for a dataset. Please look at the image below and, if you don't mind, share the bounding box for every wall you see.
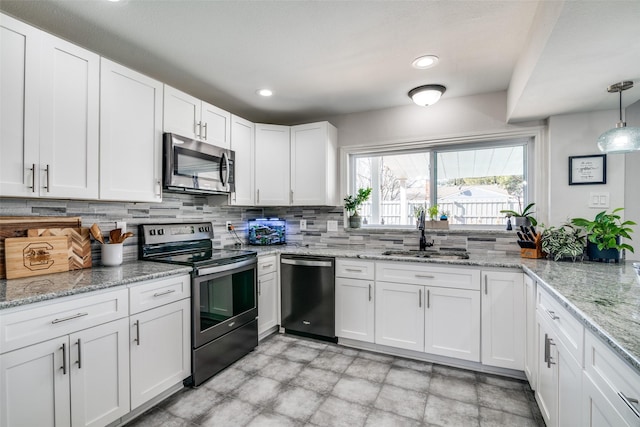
[624,100,640,261]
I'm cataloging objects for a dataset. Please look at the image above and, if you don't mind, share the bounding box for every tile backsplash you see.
[1,194,520,262]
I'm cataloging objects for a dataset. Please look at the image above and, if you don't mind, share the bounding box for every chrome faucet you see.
[418,211,434,251]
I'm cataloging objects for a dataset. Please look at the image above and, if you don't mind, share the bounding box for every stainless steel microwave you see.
[163,133,235,195]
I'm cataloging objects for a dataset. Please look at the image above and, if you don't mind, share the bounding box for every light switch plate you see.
[589,192,609,208]
[327,220,338,232]
[300,219,307,231]
[115,221,126,233]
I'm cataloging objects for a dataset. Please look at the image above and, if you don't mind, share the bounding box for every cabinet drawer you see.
[336,259,375,280]
[129,274,190,314]
[0,288,128,353]
[376,262,480,291]
[258,255,277,276]
[537,286,584,365]
[584,330,640,424]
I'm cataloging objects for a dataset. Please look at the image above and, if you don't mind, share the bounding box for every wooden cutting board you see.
[5,236,70,279]
[0,216,81,279]
[27,227,92,270]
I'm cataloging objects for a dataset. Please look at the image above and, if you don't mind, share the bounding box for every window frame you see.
[344,133,536,230]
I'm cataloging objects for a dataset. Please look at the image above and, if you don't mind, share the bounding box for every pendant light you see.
[597,81,640,154]
[408,84,446,107]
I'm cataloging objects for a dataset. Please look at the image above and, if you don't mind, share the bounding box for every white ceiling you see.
[2,0,639,125]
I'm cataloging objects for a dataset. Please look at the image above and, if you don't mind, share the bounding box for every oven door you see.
[164,133,235,193]
[192,259,257,347]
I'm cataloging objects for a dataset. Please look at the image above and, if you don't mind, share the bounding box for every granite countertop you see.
[2,245,638,376]
[0,262,192,310]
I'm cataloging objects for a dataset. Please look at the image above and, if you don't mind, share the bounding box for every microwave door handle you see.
[221,152,230,186]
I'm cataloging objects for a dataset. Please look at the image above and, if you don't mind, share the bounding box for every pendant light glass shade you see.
[597,81,640,154]
[408,84,446,106]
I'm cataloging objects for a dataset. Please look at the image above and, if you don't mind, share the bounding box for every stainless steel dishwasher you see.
[280,255,336,341]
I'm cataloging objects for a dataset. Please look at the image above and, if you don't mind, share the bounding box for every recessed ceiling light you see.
[257,89,273,97]
[412,55,439,69]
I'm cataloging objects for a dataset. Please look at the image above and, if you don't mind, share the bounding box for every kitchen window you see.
[349,138,531,228]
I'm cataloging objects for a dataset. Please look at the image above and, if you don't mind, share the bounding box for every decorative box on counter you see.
[248,218,286,246]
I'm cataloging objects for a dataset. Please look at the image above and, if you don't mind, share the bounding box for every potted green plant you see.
[500,202,537,227]
[427,204,439,221]
[570,208,635,262]
[343,187,372,228]
[540,224,586,261]
[439,210,449,221]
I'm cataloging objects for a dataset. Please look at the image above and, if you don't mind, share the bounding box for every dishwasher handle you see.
[281,258,333,268]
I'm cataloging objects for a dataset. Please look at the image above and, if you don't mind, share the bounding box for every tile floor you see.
[128,334,545,427]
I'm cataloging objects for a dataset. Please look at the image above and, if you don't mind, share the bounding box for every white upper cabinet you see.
[254,124,291,206]
[0,14,99,199]
[163,85,231,148]
[230,115,255,205]
[290,121,338,206]
[100,58,163,202]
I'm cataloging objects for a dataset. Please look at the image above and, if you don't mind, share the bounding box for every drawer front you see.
[336,259,375,280]
[376,262,480,291]
[537,286,584,365]
[129,274,191,314]
[0,288,128,353]
[258,255,277,276]
[584,330,640,424]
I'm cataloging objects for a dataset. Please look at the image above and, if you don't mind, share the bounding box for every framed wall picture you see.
[568,154,606,185]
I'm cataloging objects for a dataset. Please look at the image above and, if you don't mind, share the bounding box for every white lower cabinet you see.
[481,270,525,370]
[0,318,130,427]
[257,255,279,337]
[375,281,424,351]
[524,274,537,389]
[582,372,630,426]
[336,277,375,343]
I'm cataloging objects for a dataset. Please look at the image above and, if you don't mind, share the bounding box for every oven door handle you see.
[196,258,257,276]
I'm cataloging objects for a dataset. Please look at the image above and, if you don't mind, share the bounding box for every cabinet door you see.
[163,85,200,139]
[524,274,537,389]
[130,299,190,410]
[69,318,130,427]
[536,314,557,427]
[258,271,278,336]
[290,122,337,206]
[201,101,231,148]
[254,124,290,205]
[0,337,71,427]
[481,271,524,370]
[583,372,631,427]
[0,13,40,197]
[39,33,99,199]
[335,277,374,343]
[425,286,480,362]
[557,337,582,427]
[375,282,424,351]
[100,58,163,202]
[230,115,255,205]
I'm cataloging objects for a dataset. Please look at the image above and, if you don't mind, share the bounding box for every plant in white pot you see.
[500,202,537,227]
[344,187,372,228]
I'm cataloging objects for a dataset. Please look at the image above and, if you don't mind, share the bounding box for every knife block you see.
[520,234,544,259]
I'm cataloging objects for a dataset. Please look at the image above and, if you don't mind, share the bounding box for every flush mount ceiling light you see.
[256,89,273,97]
[597,81,640,154]
[408,84,446,107]
[411,55,439,69]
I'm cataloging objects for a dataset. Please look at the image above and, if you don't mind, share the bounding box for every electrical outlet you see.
[327,220,338,232]
[300,219,307,230]
[226,221,233,231]
[115,221,126,233]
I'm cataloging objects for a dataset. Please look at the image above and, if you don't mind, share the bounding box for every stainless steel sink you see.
[381,250,470,260]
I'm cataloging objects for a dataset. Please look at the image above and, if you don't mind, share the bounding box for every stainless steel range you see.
[139,222,257,387]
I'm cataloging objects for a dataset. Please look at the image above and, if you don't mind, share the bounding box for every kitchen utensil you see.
[120,232,134,243]
[530,225,537,236]
[525,229,536,242]
[517,231,526,241]
[27,227,92,270]
[0,216,81,279]
[5,236,70,279]
[90,223,104,244]
[110,228,122,244]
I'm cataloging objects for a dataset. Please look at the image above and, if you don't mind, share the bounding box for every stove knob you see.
[149,229,156,236]
[158,229,164,235]
[198,227,204,232]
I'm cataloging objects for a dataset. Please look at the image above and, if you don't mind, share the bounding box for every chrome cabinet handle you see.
[262,263,273,268]
[415,274,434,279]
[368,284,372,301]
[134,320,140,346]
[43,164,50,192]
[203,122,208,140]
[256,189,260,204]
[419,289,422,308]
[258,279,262,296]
[60,343,67,374]
[619,392,640,418]
[546,310,560,321]
[345,268,363,272]
[156,179,162,197]
[51,312,88,324]
[195,121,201,138]
[28,163,35,192]
[76,339,82,369]
[427,289,430,308]
[153,289,176,297]
[290,190,294,204]
[545,334,556,368]
[484,275,488,295]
